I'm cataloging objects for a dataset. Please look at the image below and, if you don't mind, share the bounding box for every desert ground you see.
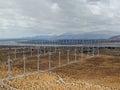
[0,47,120,90]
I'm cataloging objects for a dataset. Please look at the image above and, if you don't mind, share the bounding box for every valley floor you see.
[0,55,120,90]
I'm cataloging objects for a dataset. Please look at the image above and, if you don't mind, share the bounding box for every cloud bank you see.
[0,0,120,38]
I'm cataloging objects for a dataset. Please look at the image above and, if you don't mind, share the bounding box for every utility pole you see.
[93,45,95,56]
[44,46,45,56]
[14,48,17,60]
[58,50,61,67]
[67,50,70,64]
[37,49,40,72]
[49,52,51,70]
[74,48,77,62]
[30,47,33,57]
[8,56,11,80]
[23,50,26,76]
[97,40,100,56]
[81,47,83,61]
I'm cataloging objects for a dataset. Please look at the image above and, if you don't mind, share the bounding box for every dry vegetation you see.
[0,50,87,79]
[2,72,115,90]
[4,72,83,90]
[0,48,120,90]
[54,55,120,89]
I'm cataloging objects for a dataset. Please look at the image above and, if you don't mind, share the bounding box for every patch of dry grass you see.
[54,55,120,89]
[0,49,120,90]
[3,72,110,90]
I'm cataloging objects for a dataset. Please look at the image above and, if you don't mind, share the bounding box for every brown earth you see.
[0,49,120,90]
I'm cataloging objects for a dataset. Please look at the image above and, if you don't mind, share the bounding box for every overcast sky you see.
[0,0,120,38]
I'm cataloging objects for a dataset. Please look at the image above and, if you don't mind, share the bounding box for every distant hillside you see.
[109,35,120,40]
[0,31,119,40]
[25,31,119,40]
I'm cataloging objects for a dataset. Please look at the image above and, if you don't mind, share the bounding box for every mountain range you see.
[0,31,120,40]
[109,35,120,40]
[22,31,120,40]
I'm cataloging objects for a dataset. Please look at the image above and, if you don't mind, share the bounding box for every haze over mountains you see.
[109,35,120,40]
[0,31,120,40]
[22,31,120,40]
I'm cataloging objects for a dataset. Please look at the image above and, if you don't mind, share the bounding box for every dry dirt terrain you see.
[0,51,86,79]
[2,71,118,90]
[0,48,120,90]
[2,72,108,90]
[54,55,120,89]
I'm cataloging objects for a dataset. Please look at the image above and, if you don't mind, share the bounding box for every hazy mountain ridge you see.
[26,31,120,40]
[109,35,120,40]
[0,31,119,40]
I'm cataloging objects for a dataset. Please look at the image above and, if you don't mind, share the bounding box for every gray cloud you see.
[0,0,120,38]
